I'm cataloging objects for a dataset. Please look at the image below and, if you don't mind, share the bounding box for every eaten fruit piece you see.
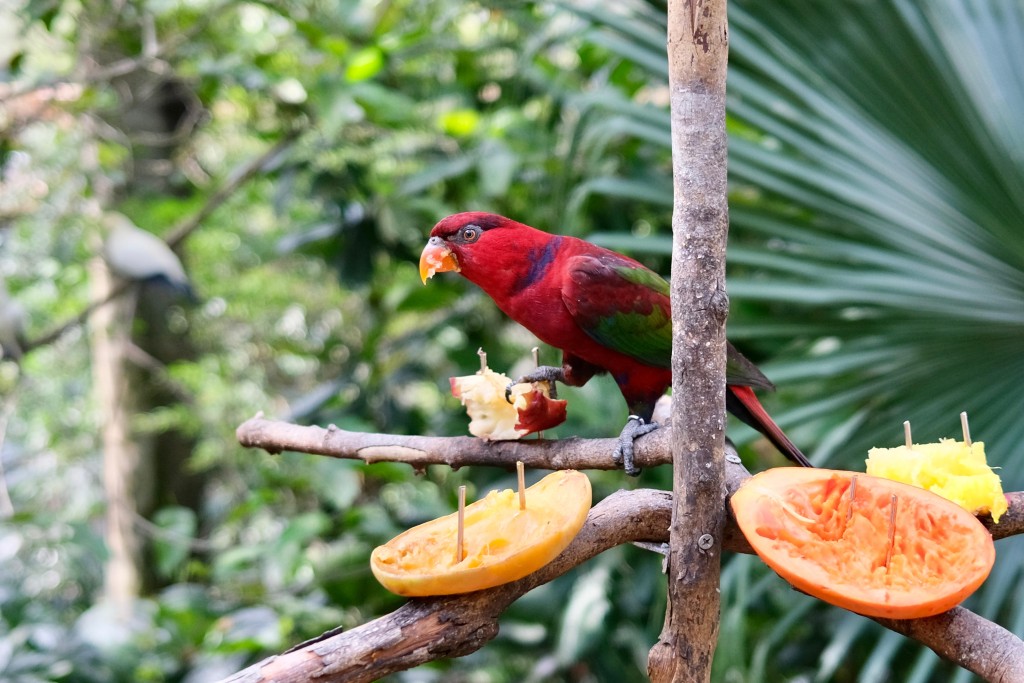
[866,438,1007,523]
[731,468,995,619]
[450,367,566,440]
[371,470,591,596]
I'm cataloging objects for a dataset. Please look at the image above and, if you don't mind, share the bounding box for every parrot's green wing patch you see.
[562,252,776,389]
[562,253,672,368]
[615,264,669,297]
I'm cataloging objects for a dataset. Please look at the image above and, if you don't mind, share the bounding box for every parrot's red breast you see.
[423,213,672,416]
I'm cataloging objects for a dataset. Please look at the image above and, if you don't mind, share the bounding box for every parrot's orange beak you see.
[419,237,460,284]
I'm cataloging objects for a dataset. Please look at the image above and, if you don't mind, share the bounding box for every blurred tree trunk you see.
[89,258,147,610]
[79,5,204,607]
[79,93,148,610]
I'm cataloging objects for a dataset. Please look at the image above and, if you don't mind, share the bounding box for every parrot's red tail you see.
[726,385,813,467]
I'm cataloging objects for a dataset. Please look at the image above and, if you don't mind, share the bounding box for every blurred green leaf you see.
[439,108,481,137]
[345,47,385,82]
[555,562,612,667]
[152,507,198,580]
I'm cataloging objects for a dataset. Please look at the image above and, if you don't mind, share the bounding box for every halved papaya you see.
[731,468,995,619]
[371,470,591,596]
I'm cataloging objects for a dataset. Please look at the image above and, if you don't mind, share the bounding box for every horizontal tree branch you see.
[237,415,1022,539]
[221,487,675,683]
[877,609,1024,682]
[235,412,674,472]
[229,415,1024,682]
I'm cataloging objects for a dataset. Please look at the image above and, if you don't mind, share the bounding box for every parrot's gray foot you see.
[612,416,659,476]
[505,365,565,403]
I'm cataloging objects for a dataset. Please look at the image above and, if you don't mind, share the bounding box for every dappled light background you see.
[1,0,1021,681]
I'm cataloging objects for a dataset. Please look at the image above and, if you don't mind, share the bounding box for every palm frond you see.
[562,0,1024,679]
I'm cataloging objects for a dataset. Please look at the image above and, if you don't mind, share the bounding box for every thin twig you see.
[0,0,236,105]
[166,130,299,249]
[20,132,301,354]
[21,278,135,352]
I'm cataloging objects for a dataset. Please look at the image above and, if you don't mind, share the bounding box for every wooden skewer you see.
[477,347,487,373]
[456,485,466,564]
[517,461,526,511]
[903,420,913,449]
[961,411,972,446]
[530,346,544,440]
[846,475,858,524]
[885,493,899,570]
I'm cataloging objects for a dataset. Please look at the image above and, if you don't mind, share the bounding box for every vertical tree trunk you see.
[77,5,204,605]
[89,257,145,613]
[648,1,730,681]
[79,110,150,613]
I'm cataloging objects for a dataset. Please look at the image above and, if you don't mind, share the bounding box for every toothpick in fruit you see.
[517,461,526,510]
[846,475,858,525]
[960,411,972,446]
[885,493,899,571]
[456,485,467,564]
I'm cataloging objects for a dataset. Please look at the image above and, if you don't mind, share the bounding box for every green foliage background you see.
[1,0,1021,681]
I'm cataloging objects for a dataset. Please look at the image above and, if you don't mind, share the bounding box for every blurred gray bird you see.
[102,212,195,299]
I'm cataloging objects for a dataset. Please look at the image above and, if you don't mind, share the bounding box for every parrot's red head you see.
[419,212,538,285]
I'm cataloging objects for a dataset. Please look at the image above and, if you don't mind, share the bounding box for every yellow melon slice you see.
[371,470,591,596]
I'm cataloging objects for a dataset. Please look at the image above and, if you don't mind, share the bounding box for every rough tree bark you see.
[222,488,675,683]
[227,421,1024,682]
[648,0,731,681]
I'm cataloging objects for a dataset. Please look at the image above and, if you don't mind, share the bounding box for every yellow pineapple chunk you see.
[866,438,1007,523]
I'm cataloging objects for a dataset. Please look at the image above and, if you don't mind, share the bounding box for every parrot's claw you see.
[612,416,659,476]
[504,365,565,403]
[631,541,670,557]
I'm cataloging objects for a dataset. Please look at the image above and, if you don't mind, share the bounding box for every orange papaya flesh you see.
[371,469,591,596]
[731,468,995,619]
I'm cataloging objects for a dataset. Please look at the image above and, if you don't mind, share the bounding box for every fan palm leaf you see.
[562,0,1024,679]
[726,0,1024,473]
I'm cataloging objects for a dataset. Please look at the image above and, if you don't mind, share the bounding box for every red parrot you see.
[419,212,811,474]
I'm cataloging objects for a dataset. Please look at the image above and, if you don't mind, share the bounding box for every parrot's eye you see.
[459,225,480,243]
